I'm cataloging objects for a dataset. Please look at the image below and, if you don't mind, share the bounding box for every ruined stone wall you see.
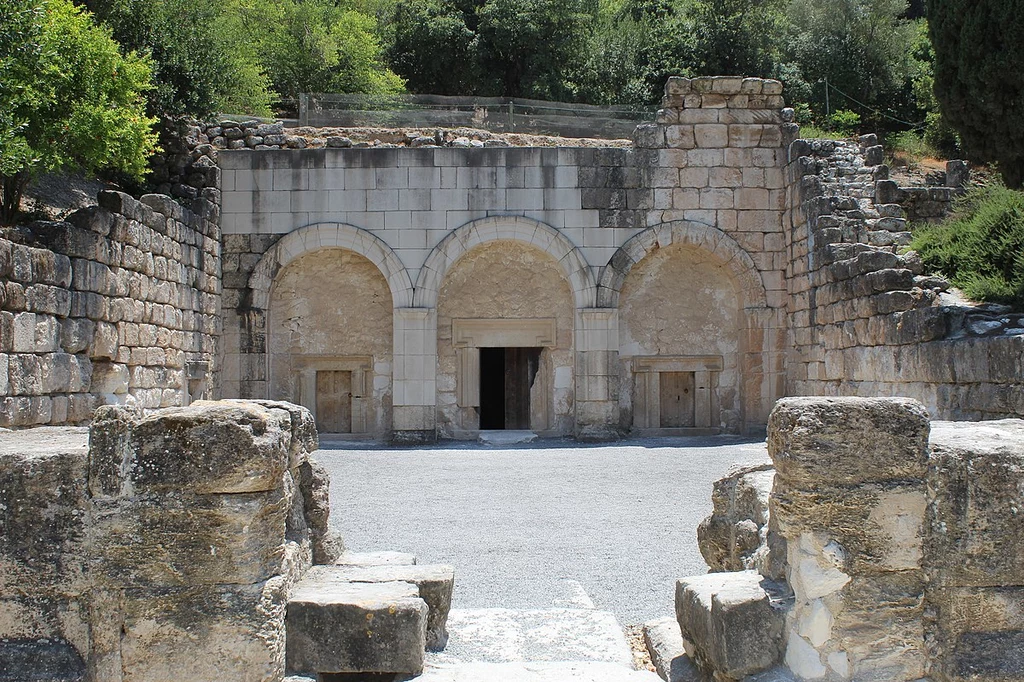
[784,137,1024,421]
[0,189,221,427]
[0,400,335,681]
[686,397,1024,681]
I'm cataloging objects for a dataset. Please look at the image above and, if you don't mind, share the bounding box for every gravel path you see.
[315,436,769,625]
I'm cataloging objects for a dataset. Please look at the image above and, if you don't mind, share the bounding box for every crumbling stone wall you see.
[784,138,1024,421]
[688,397,1024,681]
[1,189,221,427]
[0,400,336,681]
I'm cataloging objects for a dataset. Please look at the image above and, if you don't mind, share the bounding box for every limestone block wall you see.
[784,138,1024,421]
[0,400,334,682]
[0,189,221,427]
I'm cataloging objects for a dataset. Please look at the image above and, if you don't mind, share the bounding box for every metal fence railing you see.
[297,93,655,139]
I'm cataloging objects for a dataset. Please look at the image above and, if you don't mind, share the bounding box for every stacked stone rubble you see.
[785,135,1024,420]
[0,189,221,427]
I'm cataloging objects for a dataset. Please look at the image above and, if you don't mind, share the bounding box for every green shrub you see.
[911,185,1024,307]
[887,130,939,167]
[824,109,860,135]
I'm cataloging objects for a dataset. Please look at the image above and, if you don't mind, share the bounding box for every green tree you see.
[0,0,158,225]
[387,0,478,94]
[784,0,919,131]
[83,0,271,117]
[474,0,595,98]
[689,0,785,78]
[252,0,404,99]
[927,0,1024,187]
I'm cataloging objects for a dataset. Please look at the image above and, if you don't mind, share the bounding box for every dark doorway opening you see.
[479,347,542,430]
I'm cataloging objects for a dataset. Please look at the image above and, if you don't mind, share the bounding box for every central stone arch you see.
[413,216,597,309]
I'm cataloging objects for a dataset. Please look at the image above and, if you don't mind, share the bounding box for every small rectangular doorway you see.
[660,371,695,427]
[316,370,352,433]
[479,347,541,430]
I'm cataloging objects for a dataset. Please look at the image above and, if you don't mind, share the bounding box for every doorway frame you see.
[450,318,558,437]
[295,355,374,437]
[632,355,723,435]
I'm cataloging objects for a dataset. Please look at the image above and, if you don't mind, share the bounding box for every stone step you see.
[478,430,537,445]
[304,563,455,651]
[641,617,699,682]
[286,579,428,677]
[417,661,663,681]
[428,608,635,667]
[335,550,418,567]
[675,570,790,681]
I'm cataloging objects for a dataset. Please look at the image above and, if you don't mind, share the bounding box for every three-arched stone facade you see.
[237,216,780,440]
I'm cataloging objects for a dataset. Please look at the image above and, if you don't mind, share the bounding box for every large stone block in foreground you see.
[768,397,930,487]
[286,580,428,676]
[304,563,454,650]
[675,570,787,679]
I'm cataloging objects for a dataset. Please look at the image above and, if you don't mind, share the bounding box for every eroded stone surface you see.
[305,563,454,651]
[285,580,427,675]
[675,571,786,679]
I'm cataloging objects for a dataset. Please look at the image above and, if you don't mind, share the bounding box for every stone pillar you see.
[87,400,325,682]
[574,308,619,439]
[392,307,437,442]
[767,397,930,681]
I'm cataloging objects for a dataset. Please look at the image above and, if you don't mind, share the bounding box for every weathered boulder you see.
[675,571,788,680]
[286,580,428,676]
[697,463,775,573]
[642,617,700,682]
[767,396,930,488]
[926,419,1024,681]
[0,427,90,653]
[769,397,930,682]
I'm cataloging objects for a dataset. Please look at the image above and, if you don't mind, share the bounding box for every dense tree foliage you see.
[926,0,1024,188]
[0,0,158,225]
[243,0,403,99]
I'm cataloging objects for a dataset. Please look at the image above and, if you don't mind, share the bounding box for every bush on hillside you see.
[911,185,1024,307]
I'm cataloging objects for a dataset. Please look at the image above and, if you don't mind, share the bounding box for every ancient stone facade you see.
[3,75,1023,438]
[219,76,792,440]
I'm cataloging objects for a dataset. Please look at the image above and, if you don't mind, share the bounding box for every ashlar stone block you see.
[286,580,427,676]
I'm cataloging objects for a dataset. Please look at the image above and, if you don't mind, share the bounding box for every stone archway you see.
[432,239,578,438]
[245,224,414,436]
[602,222,773,434]
[413,216,597,310]
[248,222,414,311]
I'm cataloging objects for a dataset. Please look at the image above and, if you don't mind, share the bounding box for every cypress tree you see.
[927,0,1024,188]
